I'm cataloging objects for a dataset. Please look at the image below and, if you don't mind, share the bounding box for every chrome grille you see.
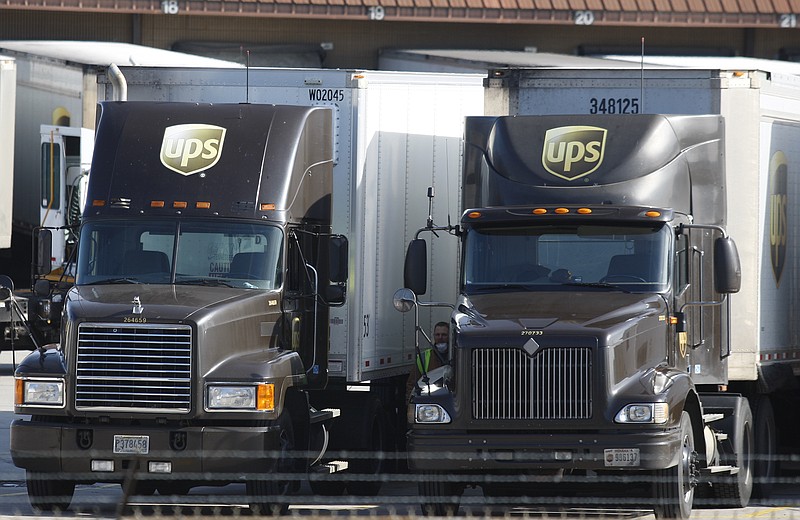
[472,347,592,420]
[76,323,192,412]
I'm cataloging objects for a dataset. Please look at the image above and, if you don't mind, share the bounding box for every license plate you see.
[113,435,150,454]
[604,448,640,467]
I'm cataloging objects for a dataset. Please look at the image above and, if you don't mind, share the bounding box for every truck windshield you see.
[76,219,283,290]
[463,223,670,293]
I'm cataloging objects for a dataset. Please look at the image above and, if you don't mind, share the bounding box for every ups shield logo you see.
[542,126,607,181]
[769,151,788,286]
[160,124,227,176]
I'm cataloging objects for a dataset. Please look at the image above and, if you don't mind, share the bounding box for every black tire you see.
[419,472,464,516]
[156,482,192,496]
[713,399,753,508]
[751,395,776,500]
[26,471,76,513]
[246,411,297,515]
[131,480,158,496]
[653,411,696,520]
[308,478,348,496]
[346,397,388,496]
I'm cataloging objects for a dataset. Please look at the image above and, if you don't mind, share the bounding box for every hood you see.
[66,284,271,323]
[461,291,667,346]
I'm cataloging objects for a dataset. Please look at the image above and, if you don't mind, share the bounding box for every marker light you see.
[92,200,106,207]
[577,208,593,214]
[645,211,662,218]
[532,208,547,215]
[173,201,188,209]
[260,203,276,211]
[467,211,482,219]
[150,200,165,208]
[196,202,211,209]
[555,208,570,214]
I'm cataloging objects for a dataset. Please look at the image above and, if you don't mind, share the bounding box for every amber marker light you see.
[14,378,22,405]
[645,211,662,218]
[577,208,592,214]
[467,211,482,219]
[173,201,188,209]
[196,202,211,209]
[669,316,679,325]
[555,208,570,214]
[532,208,547,215]
[257,383,275,411]
[92,200,106,207]
[260,203,276,211]
[150,201,165,208]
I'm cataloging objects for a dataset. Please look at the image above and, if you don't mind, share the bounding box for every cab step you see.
[701,465,739,475]
[312,460,349,474]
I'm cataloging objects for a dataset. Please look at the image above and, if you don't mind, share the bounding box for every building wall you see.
[1,9,798,69]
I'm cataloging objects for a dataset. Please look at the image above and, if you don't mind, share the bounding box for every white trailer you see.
[484,65,800,497]
[0,56,15,251]
[98,66,485,488]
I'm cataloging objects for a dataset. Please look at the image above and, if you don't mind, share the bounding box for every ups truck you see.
[10,68,483,512]
[399,66,800,519]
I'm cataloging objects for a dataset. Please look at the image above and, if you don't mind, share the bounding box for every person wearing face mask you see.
[407,321,450,401]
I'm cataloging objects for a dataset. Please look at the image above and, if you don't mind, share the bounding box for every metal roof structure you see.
[1,0,797,27]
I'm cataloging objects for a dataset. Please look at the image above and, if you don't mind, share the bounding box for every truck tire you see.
[751,395,775,499]
[653,411,696,520]
[713,399,753,508]
[419,472,463,516]
[345,396,387,496]
[246,411,296,515]
[26,471,75,512]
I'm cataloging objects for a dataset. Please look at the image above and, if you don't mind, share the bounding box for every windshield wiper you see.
[559,281,631,292]
[85,277,142,285]
[176,277,235,288]
[468,283,538,292]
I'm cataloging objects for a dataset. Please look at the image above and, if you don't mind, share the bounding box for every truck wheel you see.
[419,472,464,516]
[247,411,296,515]
[752,395,775,499]
[653,411,696,520]
[714,399,753,507]
[156,482,192,496]
[26,472,75,512]
[345,396,387,496]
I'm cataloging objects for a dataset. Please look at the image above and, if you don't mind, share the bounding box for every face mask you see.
[435,342,448,354]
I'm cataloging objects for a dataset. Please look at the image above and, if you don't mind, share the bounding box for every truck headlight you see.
[15,379,64,406]
[615,403,668,424]
[206,384,274,411]
[415,404,451,424]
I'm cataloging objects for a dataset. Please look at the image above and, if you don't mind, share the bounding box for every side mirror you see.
[34,279,51,297]
[324,285,346,306]
[714,236,741,294]
[36,229,53,276]
[404,238,428,296]
[392,288,417,313]
[329,235,348,283]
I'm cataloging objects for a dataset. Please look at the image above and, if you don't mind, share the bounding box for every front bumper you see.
[10,418,281,483]
[407,428,682,472]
